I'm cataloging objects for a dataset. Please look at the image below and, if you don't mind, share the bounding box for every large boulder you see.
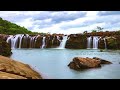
[0,55,42,79]
[68,57,101,70]
[0,39,12,57]
[68,57,112,70]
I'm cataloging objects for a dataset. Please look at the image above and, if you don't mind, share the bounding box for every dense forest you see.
[0,17,36,35]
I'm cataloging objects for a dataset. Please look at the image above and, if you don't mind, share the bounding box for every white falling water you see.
[19,34,24,48]
[41,37,46,49]
[30,36,36,48]
[6,34,46,49]
[6,34,22,49]
[57,36,59,40]
[6,35,13,43]
[93,36,99,49]
[87,36,92,49]
[103,38,107,49]
[58,35,68,49]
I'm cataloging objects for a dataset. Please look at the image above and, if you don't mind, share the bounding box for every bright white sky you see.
[0,11,120,34]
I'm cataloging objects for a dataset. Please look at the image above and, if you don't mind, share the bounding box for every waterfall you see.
[57,36,59,40]
[41,37,46,49]
[6,35,13,43]
[87,36,92,49]
[30,36,36,48]
[19,34,24,48]
[6,34,22,49]
[93,36,99,49]
[58,35,68,49]
[103,38,107,49]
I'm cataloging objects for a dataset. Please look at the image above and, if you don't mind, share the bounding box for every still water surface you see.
[10,49,120,79]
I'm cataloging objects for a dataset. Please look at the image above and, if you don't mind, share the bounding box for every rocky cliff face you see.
[0,55,42,79]
[65,34,87,49]
[65,33,120,49]
[1,32,120,49]
[0,35,12,57]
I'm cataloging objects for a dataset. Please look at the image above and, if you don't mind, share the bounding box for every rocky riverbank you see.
[0,37,12,57]
[66,32,120,49]
[0,55,42,79]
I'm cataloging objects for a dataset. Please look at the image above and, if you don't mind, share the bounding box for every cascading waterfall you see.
[93,36,99,49]
[30,36,36,48]
[6,35,13,43]
[87,36,92,49]
[103,38,107,49]
[6,34,34,49]
[6,34,22,49]
[19,34,24,48]
[58,35,68,49]
[6,34,62,49]
[41,37,46,49]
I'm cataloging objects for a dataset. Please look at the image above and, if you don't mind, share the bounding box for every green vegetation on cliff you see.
[0,17,33,35]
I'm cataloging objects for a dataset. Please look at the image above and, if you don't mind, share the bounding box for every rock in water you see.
[93,57,112,64]
[68,57,101,70]
[68,57,112,70]
[0,55,42,79]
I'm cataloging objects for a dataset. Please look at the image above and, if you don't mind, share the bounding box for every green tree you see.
[97,26,104,32]
[0,17,33,34]
[92,30,97,33]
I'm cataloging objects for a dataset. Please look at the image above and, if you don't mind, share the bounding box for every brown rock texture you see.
[0,55,42,79]
[68,57,112,70]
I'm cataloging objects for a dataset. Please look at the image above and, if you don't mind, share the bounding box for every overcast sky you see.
[0,11,120,34]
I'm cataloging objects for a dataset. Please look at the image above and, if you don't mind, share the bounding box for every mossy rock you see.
[106,37,118,49]
[0,39,12,56]
[65,35,87,49]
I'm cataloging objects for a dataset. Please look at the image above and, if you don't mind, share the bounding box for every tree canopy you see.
[0,17,33,35]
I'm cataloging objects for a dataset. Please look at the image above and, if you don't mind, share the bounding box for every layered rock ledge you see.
[0,55,42,79]
[68,57,112,70]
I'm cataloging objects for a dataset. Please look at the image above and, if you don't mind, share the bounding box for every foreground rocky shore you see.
[0,55,42,79]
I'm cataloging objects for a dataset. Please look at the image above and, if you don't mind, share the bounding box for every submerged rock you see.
[0,55,42,79]
[93,57,112,64]
[68,57,112,70]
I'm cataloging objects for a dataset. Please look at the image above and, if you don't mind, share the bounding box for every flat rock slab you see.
[0,55,42,79]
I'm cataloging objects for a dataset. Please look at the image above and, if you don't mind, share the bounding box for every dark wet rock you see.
[45,35,60,48]
[98,37,106,49]
[65,34,87,49]
[93,57,112,64]
[35,36,43,48]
